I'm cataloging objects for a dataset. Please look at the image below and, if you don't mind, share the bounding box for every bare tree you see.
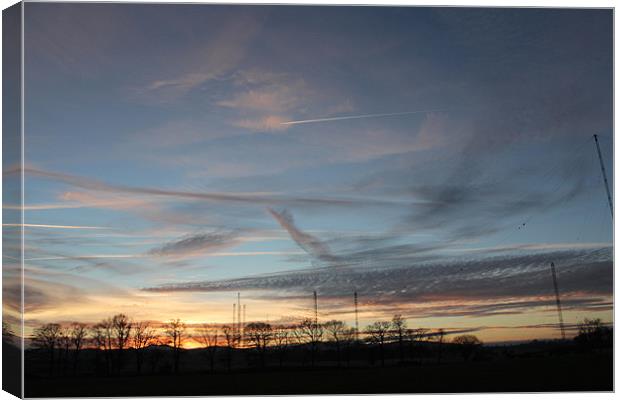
[574,318,612,349]
[434,328,445,364]
[245,322,272,368]
[164,319,186,374]
[341,327,357,367]
[452,334,483,361]
[70,323,87,375]
[272,326,290,367]
[92,317,114,375]
[324,320,347,367]
[406,328,429,361]
[132,322,156,374]
[365,321,391,366]
[299,318,324,367]
[194,324,219,373]
[58,326,72,375]
[391,315,407,363]
[112,314,132,374]
[32,323,61,376]
[221,325,236,371]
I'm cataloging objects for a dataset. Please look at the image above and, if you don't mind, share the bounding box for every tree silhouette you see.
[574,318,612,350]
[32,323,61,376]
[391,315,407,363]
[299,318,324,367]
[434,329,445,364]
[324,320,347,367]
[112,314,132,374]
[406,328,429,361]
[164,319,186,374]
[340,327,356,367]
[194,324,219,373]
[272,325,290,367]
[70,323,87,375]
[58,326,72,375]
[365,321,391,366]
[245,322,272,368]
[132,322,156,374]
[221,325,236,371]
[92,318,114,375]
[452,334,482,361]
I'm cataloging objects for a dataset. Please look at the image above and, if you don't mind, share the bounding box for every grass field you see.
[25,351,612,397]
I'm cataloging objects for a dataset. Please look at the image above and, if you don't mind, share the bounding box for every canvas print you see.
[2,3,614,397]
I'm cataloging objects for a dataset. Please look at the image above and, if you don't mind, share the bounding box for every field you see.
[25,350,612,397]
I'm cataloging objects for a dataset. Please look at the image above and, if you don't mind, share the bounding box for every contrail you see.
[2,223,110,230]
[281,108,449,126]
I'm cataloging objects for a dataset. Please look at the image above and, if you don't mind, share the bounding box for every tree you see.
[391,315,407,362]
[194,324,219,373]
[324,320,347,367]
[164,319,186,374]
[434,329,445,364]
[452,334,483,361]
[272,326,290,367]
[406,328,429,361]
[299,318,324,367]
[32,323,61,376]
[221,325,236,371]
[340,327,357,367]
[132,322,156,374]
[365,321,391,366]
[70,323,87,375]
[58,326,72,375]
[92,317,114,375]
[245,322,272,367]
[574,318,612,349]
[112,314,132,373]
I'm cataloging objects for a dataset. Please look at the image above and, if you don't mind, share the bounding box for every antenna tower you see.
[549,262,566,340]
[593,134,613,219]
[354,291,359,341]
[313,290,318,329]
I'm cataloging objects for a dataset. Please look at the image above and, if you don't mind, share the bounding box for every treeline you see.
[27,314,609,377]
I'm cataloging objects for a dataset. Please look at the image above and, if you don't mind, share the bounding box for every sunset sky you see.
[5,4,613,343]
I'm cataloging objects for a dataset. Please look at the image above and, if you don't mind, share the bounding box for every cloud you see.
[403,150,592,241]
[148,231,239,260]
[140,14,262,101]
[219,87,304,112]
[14,166,400,209]
[3,223,110,230]
[60,191,153,210]
[233,115,289,132]
[267,208,337,265]
[143,246,612,318]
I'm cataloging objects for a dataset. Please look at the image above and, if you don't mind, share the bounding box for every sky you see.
[4,4,613,344]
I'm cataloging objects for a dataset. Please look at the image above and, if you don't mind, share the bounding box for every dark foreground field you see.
[26,351,612,397]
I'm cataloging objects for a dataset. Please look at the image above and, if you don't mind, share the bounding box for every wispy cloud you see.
[140,14,262,101]
[267,208,337,265]
[233,115,289,132]
[14,166,402,209]
[25,254,144,261]
[3,223,110,230]
[148,231,239,260]
[143,246,612,318]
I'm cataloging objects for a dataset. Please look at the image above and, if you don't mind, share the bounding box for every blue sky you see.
[9,4,613,342]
